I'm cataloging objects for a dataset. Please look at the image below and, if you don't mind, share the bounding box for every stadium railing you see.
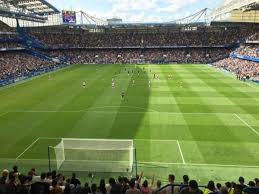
[155,184,259,194]
[155,184,206,194]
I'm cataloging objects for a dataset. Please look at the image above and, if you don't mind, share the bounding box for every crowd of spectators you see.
[29,28,255,48]
[0,25,21,49]
[0,51,56,80]
[234,46,259,58]
[49,48,230,65]
[0,48,230,81]
[214,58,259,80]
[0,166,258,194]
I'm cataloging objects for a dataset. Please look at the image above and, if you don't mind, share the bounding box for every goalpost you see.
[49,138,135,173]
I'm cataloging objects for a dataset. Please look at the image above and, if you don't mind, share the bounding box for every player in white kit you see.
[82,81,86,88]
[112,78,115,88]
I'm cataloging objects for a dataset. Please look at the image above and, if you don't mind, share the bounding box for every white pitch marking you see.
[177,140,186,164]
[39,137,61,140]
[139,161,259,168]
[10,110,245,115]
[234,114,259,136]
[134,139,177,142]
[139,161,183,165]
[12,110,154,114]
[16,138,40,160]
[39,137,178,142]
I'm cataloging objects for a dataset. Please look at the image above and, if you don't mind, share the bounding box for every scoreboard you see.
[62,10,76,24]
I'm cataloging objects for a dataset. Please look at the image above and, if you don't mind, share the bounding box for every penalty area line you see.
[16,137,40,160]
[177,140,186,164]
[234,114,259,136]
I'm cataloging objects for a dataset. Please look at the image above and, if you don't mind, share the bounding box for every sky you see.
[47,0,224,23]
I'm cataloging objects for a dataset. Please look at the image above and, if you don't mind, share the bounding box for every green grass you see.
[0,64,259,184]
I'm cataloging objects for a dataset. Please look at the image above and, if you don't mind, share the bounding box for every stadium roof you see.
[0,0,59,14]
[0,0,59,22]
[211,0,259,20]
[18,0,59,14]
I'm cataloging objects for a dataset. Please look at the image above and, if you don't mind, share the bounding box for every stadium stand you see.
[1,27,259,85]
[28,27,255,48]
[235,46,259,58]
[47,48,230,65]
[0,51,57,80]
[1,23,258,86]
[214,58,259,80]
[213,30,259,82]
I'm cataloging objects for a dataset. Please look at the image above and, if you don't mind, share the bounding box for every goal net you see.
[52,138,134,172]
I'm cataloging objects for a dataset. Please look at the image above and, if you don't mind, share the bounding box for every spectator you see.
[50,179,63,194]
[28,169,36,178]
[238,177,247,190]
[233,185,244,194]
[45,172,53,185]
[135,172,144,189]
[204,181,216,194]
[99,179,107,194]
[70,173,81,187]
[63,183,71,194]
[91,183,98,194]
[109,178,122,194]
[180,175,189,191]
[12,166,19,175]
[80,182,91,194]
[167,174,179,194]
[225,182,234,194]
[219,187,228,194]
[248,181,255,187]
[17,175,30,194]
[30,173,50,194]
[216,183,221,193]
[122,177,129,194]
[0,170,9,184]
[140,180,152,194]
[125,179,141,194]
[152,180,165,194]
[180,180,202,194]
[5,173,17,194]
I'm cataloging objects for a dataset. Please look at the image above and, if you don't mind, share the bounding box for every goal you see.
[50,138,135,173]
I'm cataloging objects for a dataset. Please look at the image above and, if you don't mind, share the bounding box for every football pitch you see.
[0,64,259,183]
